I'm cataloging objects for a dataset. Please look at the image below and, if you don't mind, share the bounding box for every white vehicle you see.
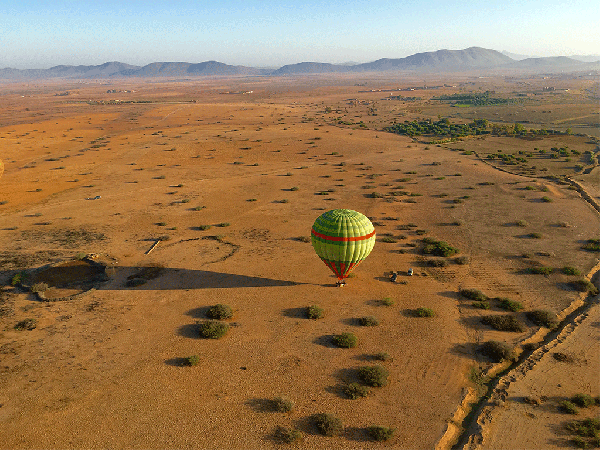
[408,268,414,276]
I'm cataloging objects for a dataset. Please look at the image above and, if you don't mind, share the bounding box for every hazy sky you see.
[1,0,598,69]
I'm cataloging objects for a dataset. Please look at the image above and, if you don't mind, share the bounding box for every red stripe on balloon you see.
[311,228,376,242]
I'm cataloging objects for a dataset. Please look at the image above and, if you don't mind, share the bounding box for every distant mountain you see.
[569,54,600,63]
[501,50,531,61]
[354,47,513,72]
[1,47,597,81]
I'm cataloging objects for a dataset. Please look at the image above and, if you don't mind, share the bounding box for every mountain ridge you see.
[1,47,597,80]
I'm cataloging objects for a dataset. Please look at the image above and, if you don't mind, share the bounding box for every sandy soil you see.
[0,75,598,449]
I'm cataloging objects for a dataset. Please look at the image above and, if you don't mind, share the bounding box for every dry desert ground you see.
[0,73,598,449]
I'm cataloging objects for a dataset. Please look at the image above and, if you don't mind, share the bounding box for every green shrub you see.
[344,382,370,399]
[541,196,553,202]
[270,396,294,412]
[333,332,357,348]
[473,301,490,310]
[274,426,302,444]
[415,307,435,317]
[422,238,458,257]
[14,318,37,331]
[380,236,397,243]
[313,413,343,436]
[11,271,27,286]
[206,304,233,320]
[359,316,379,326]
[186,355,200,366]
[527,310,558,329]
[481,340,515,362]
[381,297,394,306]
[570,279,599,295]
[367,426,395,442]
[482,315,525,332]
[460,289,488,302]
[197,320,229,339]
[583,239,600,252]
[562,266,581,276]
[373,352,392,361]
[307,305,324,319]
[495,298,524,312]
[358,365,389,387]
[198,225,211,230]
[560,400,579,414]
[527,267,553,275]
[572,394,595,408]
[192,205,206,211]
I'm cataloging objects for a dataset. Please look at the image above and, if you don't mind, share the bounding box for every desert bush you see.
[526,310,558,329]
[10,272,27,286]
[562,266,581,276]
[560,400,579,414]
[570,279,599,295]
[274,426,302,444]
[313,413,343,436]
[528,232,543,239]
[516,219,528,227]
[527,267,553,275]
[582,239,600,252]
[192,205,206,211]
[373,352,392,361]
[198,225,211,230]
[541,196,553,202]
[472,301,491,310]
[495,298,524,312]
[344,382,370,399]
[422,238,458,257]
[216,222,230,227]
[358,365,389,387]
[186,355,200,366]
[427,259,448,267]
[306,305,324,319]
[415,307,435,317]
[206,304,233,320]
[197,320,229,339]
[380,297,394,306]
[359,316,379,326]
[482,315,525,332]
[367,426,395,442]
[570,394,595,408]
[270,396,294,412]
[333,332,357,348]
[454,256,470,265]
[30,282,48,293]
[480,341,515,362]
[14,318,37,331]
[380,236,397,243]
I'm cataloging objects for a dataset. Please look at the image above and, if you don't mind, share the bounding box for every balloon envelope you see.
[311,209,376,280]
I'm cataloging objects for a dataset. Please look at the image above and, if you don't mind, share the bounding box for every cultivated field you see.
[0,73,598,449]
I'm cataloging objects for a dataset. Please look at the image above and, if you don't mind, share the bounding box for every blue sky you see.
[1,0,598,68]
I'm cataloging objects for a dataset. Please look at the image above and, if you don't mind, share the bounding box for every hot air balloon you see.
[311,209,376,285]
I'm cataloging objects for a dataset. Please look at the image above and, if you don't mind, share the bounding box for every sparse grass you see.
[344,383,370,399]
[30,282,48,293]
[495,297,524,312]
[333,332,357,348]
[415,307,435,317]
[358,365,389,387]
[526,310,559,329]
[482,315,526,332]
[480,340,515,362]
[367,426,395,442]
[359,316,379,326]
[306,305,324,319]
[313,413,343,436]
[206,304,233,320]
[197,320,229,339]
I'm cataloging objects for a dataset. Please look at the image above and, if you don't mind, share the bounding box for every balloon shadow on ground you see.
[105,267,301,290]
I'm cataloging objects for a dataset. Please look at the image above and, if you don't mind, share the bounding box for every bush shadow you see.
[177,323,199,339]
[313,335,337,348]
[344,427,371,442]
[282,307,307,319]
[164,357,192,367]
